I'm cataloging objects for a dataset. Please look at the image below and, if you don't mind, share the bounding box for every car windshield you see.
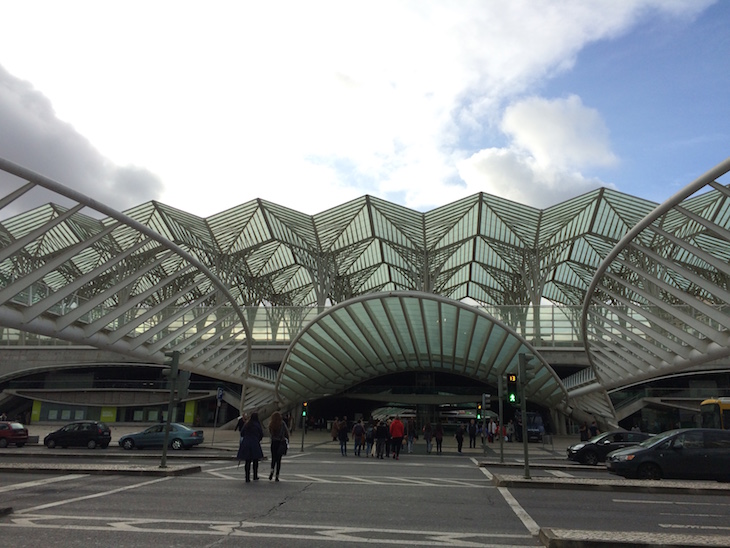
[10,422,24,429]
[587,432,610,443]
[636,429,680,448]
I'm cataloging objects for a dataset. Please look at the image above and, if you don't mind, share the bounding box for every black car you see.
[606,428,730,481]
[567,430,651,465]
[44,421,111,449]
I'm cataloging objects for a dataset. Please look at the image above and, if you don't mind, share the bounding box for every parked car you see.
[0,421,29,448]
[44,421,111,449]
[606,428,730,481]
[118,423,204,450]
[567,430,651,465]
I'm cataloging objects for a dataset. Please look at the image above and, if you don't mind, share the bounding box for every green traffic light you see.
[509,393,516,403]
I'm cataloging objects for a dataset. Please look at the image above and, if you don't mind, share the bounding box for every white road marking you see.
[470,457,497,483]
[659,512,724,518]
[0,474,88,493]
[15,476,172,514]
[497,486,540,536]
[613,499,729,507]
[342,475,380,484]
[547,470,573,477]
[295,474,334,483]
[0,514,534,546]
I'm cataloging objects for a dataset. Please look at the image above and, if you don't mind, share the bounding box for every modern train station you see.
[1,156,729,435]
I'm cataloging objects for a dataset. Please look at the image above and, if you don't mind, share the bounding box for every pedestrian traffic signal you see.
[302,401,308,417]
[477,403,482,420]
[507,373,519,405]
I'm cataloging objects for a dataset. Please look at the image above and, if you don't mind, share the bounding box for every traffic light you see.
[519,353,539,383]
[162,351,180,390]
[507,373,519,405]
[476,403,482,420]
[302,401,308,417]
[177,370,191,399]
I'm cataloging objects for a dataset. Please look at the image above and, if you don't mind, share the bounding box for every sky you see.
[0,0,728,219]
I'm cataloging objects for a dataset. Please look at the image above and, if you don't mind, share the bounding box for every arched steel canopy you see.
[583,157,730,390]
[276,291,568,409]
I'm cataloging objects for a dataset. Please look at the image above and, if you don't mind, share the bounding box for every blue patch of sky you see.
[540,2,730,203]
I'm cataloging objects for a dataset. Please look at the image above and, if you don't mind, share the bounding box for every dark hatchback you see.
[606,428,730,481]
[0,421,29,448]
[44,421,112,449]
[567,430,651,465]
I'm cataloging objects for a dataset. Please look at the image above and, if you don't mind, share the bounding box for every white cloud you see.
[457,96,617,207]
[0,66,163,218]
[0,1,714,216]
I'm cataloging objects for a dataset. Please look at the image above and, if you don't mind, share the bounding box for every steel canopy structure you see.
[277,291,566,409]
[1,155,730,422]
[583,158,730,392]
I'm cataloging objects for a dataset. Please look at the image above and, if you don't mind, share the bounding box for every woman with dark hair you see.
[236,412,264,482]
[268,411,290,481]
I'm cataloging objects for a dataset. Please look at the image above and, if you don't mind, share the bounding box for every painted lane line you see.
[613,498,728,507]
[295,474,333,483]
[547,470,573,477]
[0,474,88,493]
[15,476,172,514]
[498,486,540,536]
[474,458,493,480]
[342,475,380,484]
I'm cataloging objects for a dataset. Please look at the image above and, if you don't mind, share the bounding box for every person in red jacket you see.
[389,415,405,460]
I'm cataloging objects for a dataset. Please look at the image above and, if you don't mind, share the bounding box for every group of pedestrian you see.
[236,411,290,483]
[330,415,407,459]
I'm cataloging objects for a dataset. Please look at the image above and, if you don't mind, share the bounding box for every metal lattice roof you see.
[2,156,730,416]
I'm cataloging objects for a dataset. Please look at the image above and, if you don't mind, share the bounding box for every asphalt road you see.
[2,445,730,547]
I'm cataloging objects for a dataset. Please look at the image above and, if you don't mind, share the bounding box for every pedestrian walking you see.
[236,412,264,483]
[406,418,417,453]
[375,419,389,459]
[468,419,477,448]
[423,422,433,454]
[365,420,375,457]
[331,417,340,441]
[389,415,405,460]
[455,423,465,453]
[338,415,349,456]
[352,419,365,456]
[268,411,289,482]
[235,412,247,432]
[434,422,444,454]
[506,420,515,442]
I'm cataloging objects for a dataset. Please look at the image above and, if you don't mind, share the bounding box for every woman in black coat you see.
[237,412,264,482]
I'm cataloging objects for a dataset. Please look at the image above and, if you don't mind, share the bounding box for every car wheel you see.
[0,438,8,448]
[46,439,56,449]
[171,438,184,450]
[122,439,135,450]
[583,451,598,466]
[87,440,97,449]
[638,462,662,480]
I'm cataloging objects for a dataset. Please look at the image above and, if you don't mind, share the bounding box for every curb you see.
[492,474,730,496]
[538,528,730,547]
[0,463,201,477]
